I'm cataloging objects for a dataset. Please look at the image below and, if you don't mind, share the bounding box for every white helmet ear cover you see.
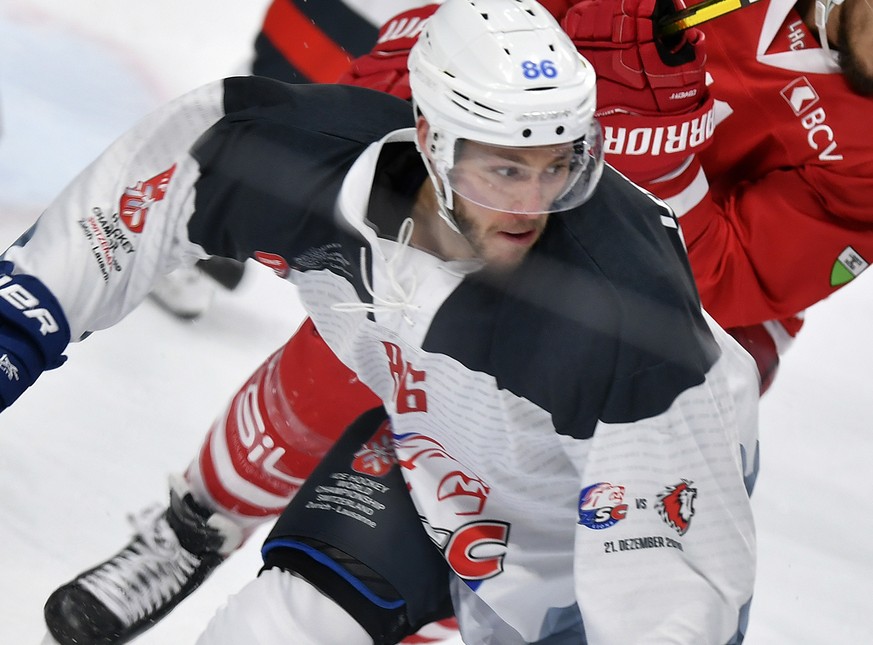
[414,102,461,232]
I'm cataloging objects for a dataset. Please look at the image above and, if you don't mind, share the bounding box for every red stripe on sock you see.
[198,428,288,518]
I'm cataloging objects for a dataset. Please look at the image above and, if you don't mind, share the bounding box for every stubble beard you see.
[838,5,873,95]
[451,202,536,273]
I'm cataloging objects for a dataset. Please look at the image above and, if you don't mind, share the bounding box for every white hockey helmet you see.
[408,0,603,226]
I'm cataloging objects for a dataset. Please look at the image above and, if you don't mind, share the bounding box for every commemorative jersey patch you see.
[77,208,137,282]
[119,165,176,233]
[655,480,697,535]
[578,482,628,530]
[351,420,395,477]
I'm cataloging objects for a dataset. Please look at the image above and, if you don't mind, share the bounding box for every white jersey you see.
[2,77,759,644]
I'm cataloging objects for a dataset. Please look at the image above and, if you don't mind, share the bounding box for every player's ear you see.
[415,116,431,159]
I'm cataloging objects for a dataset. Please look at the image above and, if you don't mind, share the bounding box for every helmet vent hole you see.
[474,100,500,114]
[448,90,503,120]
[480,12,489,20]
[449,98,501,122]
[522,129,532,138]
[556,126,565,135]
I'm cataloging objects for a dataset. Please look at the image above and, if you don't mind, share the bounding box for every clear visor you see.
[446,121,603,215]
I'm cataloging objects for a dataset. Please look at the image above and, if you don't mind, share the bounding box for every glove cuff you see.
[599,93,714,184]
[336,4,438,100]
[0,262,70,409]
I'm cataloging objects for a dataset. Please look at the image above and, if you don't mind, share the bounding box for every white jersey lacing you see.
[332,217,421,324]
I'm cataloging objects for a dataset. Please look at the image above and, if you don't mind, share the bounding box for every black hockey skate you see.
[44,477,243,645]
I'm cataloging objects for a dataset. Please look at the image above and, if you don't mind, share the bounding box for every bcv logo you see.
[779,77,843,161]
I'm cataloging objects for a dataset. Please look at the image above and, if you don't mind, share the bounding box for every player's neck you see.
[795,0,841,47]
[796,0,815,28]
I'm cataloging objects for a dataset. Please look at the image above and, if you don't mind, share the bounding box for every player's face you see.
[450,195,549,271]
[450,140,574,215]
[449,141,570,270]
[838,0,873,94]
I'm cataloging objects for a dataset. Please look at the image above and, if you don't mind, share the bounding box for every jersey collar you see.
[757,0,841,73]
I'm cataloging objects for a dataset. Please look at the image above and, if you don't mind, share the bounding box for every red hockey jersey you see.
[668,0,873,330]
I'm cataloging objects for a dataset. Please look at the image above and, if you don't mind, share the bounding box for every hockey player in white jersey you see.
[34,0,873,641]
[0,0,759,642]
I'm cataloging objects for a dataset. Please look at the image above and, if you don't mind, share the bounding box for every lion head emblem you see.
[656,480,697,536]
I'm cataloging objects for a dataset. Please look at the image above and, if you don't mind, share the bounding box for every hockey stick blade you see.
[656,0,762,36]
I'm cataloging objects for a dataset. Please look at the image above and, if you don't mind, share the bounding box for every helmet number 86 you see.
[521,60,557,79]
